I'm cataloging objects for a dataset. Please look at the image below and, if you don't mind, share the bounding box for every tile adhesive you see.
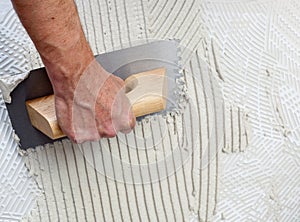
[0,0,299,221]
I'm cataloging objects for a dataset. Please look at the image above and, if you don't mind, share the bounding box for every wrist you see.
[48,57,110,104]
[42,36,94,99]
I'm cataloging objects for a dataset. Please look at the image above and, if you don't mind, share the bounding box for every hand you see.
[11,0,136,142]
[53,59,136,143]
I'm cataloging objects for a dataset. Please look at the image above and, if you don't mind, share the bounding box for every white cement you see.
[20,0,225,221]
[200,1,300,221]
[0,3,41,221]
[1,0,300,221]
[0,90,41,221]
[0,1,42,103]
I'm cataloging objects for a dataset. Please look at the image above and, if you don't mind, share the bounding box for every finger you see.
[73,135,101,144]
[118,107,136,134]
[128,108,136,129]
[119,119,134,134]
[97,120,118,138]
[99,132,116,138]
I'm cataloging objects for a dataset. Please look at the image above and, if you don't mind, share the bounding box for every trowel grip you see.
[125,67,167,117]
[26,67,167,140]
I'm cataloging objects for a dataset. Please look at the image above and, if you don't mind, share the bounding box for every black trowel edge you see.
[6,67,59,149]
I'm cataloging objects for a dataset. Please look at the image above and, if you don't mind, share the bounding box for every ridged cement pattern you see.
[1,0,299,221]
[222,103,251,154]
[22,0,225,220]
[0,3,41,221]
[0,1,44,103]
[200,0,300,221]
[147,0,251,154]
[0,7,30,103]
[148,0,202,63]
[0,90,41,221]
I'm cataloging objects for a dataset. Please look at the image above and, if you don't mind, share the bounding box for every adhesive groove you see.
[5,0,300,221]
[0,90,40,221]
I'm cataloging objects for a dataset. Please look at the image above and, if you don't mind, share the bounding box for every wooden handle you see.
[26,67,167,139]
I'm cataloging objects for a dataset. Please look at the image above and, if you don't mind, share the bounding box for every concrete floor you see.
[0,0,300,221]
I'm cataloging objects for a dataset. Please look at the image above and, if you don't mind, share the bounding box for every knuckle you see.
[106,131,117,138]
[101,123,117,138]
[106,127,117,137]
[100,130,117,138]
[68,134,77,142]
[130,119,136,129]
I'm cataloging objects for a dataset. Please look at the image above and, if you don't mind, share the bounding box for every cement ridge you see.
[1,0,300,221]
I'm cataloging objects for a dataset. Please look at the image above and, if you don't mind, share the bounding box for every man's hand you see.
[12,0,136,142]
[54,59,135,143]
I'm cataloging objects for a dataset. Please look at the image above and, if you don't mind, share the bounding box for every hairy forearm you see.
[12,0,135,141]
[12,0,94,96]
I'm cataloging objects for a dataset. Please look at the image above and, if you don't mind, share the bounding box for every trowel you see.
[6,40,182,149]
[26,67,167,140]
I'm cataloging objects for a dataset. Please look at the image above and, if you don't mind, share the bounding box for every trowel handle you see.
[125,67,167,117]
[26,67,167,140]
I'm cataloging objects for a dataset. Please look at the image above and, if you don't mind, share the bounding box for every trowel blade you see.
[6,40,182,149]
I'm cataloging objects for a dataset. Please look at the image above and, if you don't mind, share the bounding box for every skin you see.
[11,0,136,142]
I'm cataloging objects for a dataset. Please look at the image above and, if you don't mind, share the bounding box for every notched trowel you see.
[6,40,182,149]
[26,67,167,140]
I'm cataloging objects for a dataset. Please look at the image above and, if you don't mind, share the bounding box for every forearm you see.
[12,0,135,141]
[12,0,94,96]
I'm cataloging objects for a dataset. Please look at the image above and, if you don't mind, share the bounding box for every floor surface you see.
[0,0,299,221]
